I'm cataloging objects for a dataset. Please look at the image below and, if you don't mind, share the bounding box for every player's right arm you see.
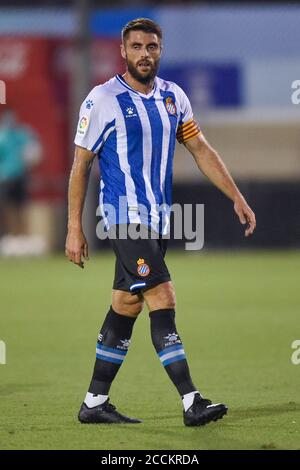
[65,145,95,268]
[66,85,115,267]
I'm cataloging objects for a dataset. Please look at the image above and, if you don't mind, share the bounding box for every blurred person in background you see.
[0,108,42,243]
[66,18,256,427]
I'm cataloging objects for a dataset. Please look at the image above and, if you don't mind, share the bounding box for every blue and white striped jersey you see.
[74,74,201,234]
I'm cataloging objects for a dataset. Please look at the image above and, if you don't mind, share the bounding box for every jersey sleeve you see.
[74,87,115,154]
[176,87,201,144]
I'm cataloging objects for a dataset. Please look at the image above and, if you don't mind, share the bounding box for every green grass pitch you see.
[0,250,300,450]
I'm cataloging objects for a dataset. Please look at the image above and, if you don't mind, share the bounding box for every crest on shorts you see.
[137,258,150,277]
[165,96,177,115]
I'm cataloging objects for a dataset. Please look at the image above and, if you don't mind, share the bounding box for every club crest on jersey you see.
[165,96,177,116]
[137,258,150,277]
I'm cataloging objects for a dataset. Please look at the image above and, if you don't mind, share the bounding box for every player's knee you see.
[113,301,143,317]
[126,299,144,316]
[160,285,176,310]
[112,292,144,318]
[144,282,176,311]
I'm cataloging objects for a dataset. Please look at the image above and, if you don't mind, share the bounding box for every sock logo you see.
[97,333,103,342]
[164,333,181,347]
[164,333,178,342]
[118,339,131,350]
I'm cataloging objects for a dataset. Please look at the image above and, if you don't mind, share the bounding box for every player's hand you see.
[65,228,89,269]
[233,196,256,237]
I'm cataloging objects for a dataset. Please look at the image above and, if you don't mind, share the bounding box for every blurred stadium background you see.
[1,0,300,451]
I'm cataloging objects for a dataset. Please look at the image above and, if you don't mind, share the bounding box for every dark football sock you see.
[88,306,137,395]
[150,308,197,396]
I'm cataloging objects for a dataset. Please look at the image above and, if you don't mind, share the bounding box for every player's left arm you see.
[184,133,256,237]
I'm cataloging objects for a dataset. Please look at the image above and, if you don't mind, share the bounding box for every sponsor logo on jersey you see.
[137,258,150,277]
[165,96,177,115]
[85,99,93,109]
[125,106,138,118]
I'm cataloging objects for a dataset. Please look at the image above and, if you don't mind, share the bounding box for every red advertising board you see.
[0,36,123,201]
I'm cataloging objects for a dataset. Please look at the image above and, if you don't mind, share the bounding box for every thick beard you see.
[127,58,159,85]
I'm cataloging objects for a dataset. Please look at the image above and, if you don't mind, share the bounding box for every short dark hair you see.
[122,18,162,42]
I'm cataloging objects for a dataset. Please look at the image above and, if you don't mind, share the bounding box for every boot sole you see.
[78,415,142,424]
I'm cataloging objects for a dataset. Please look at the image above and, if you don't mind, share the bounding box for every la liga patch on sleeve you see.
[77,115,89,135]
